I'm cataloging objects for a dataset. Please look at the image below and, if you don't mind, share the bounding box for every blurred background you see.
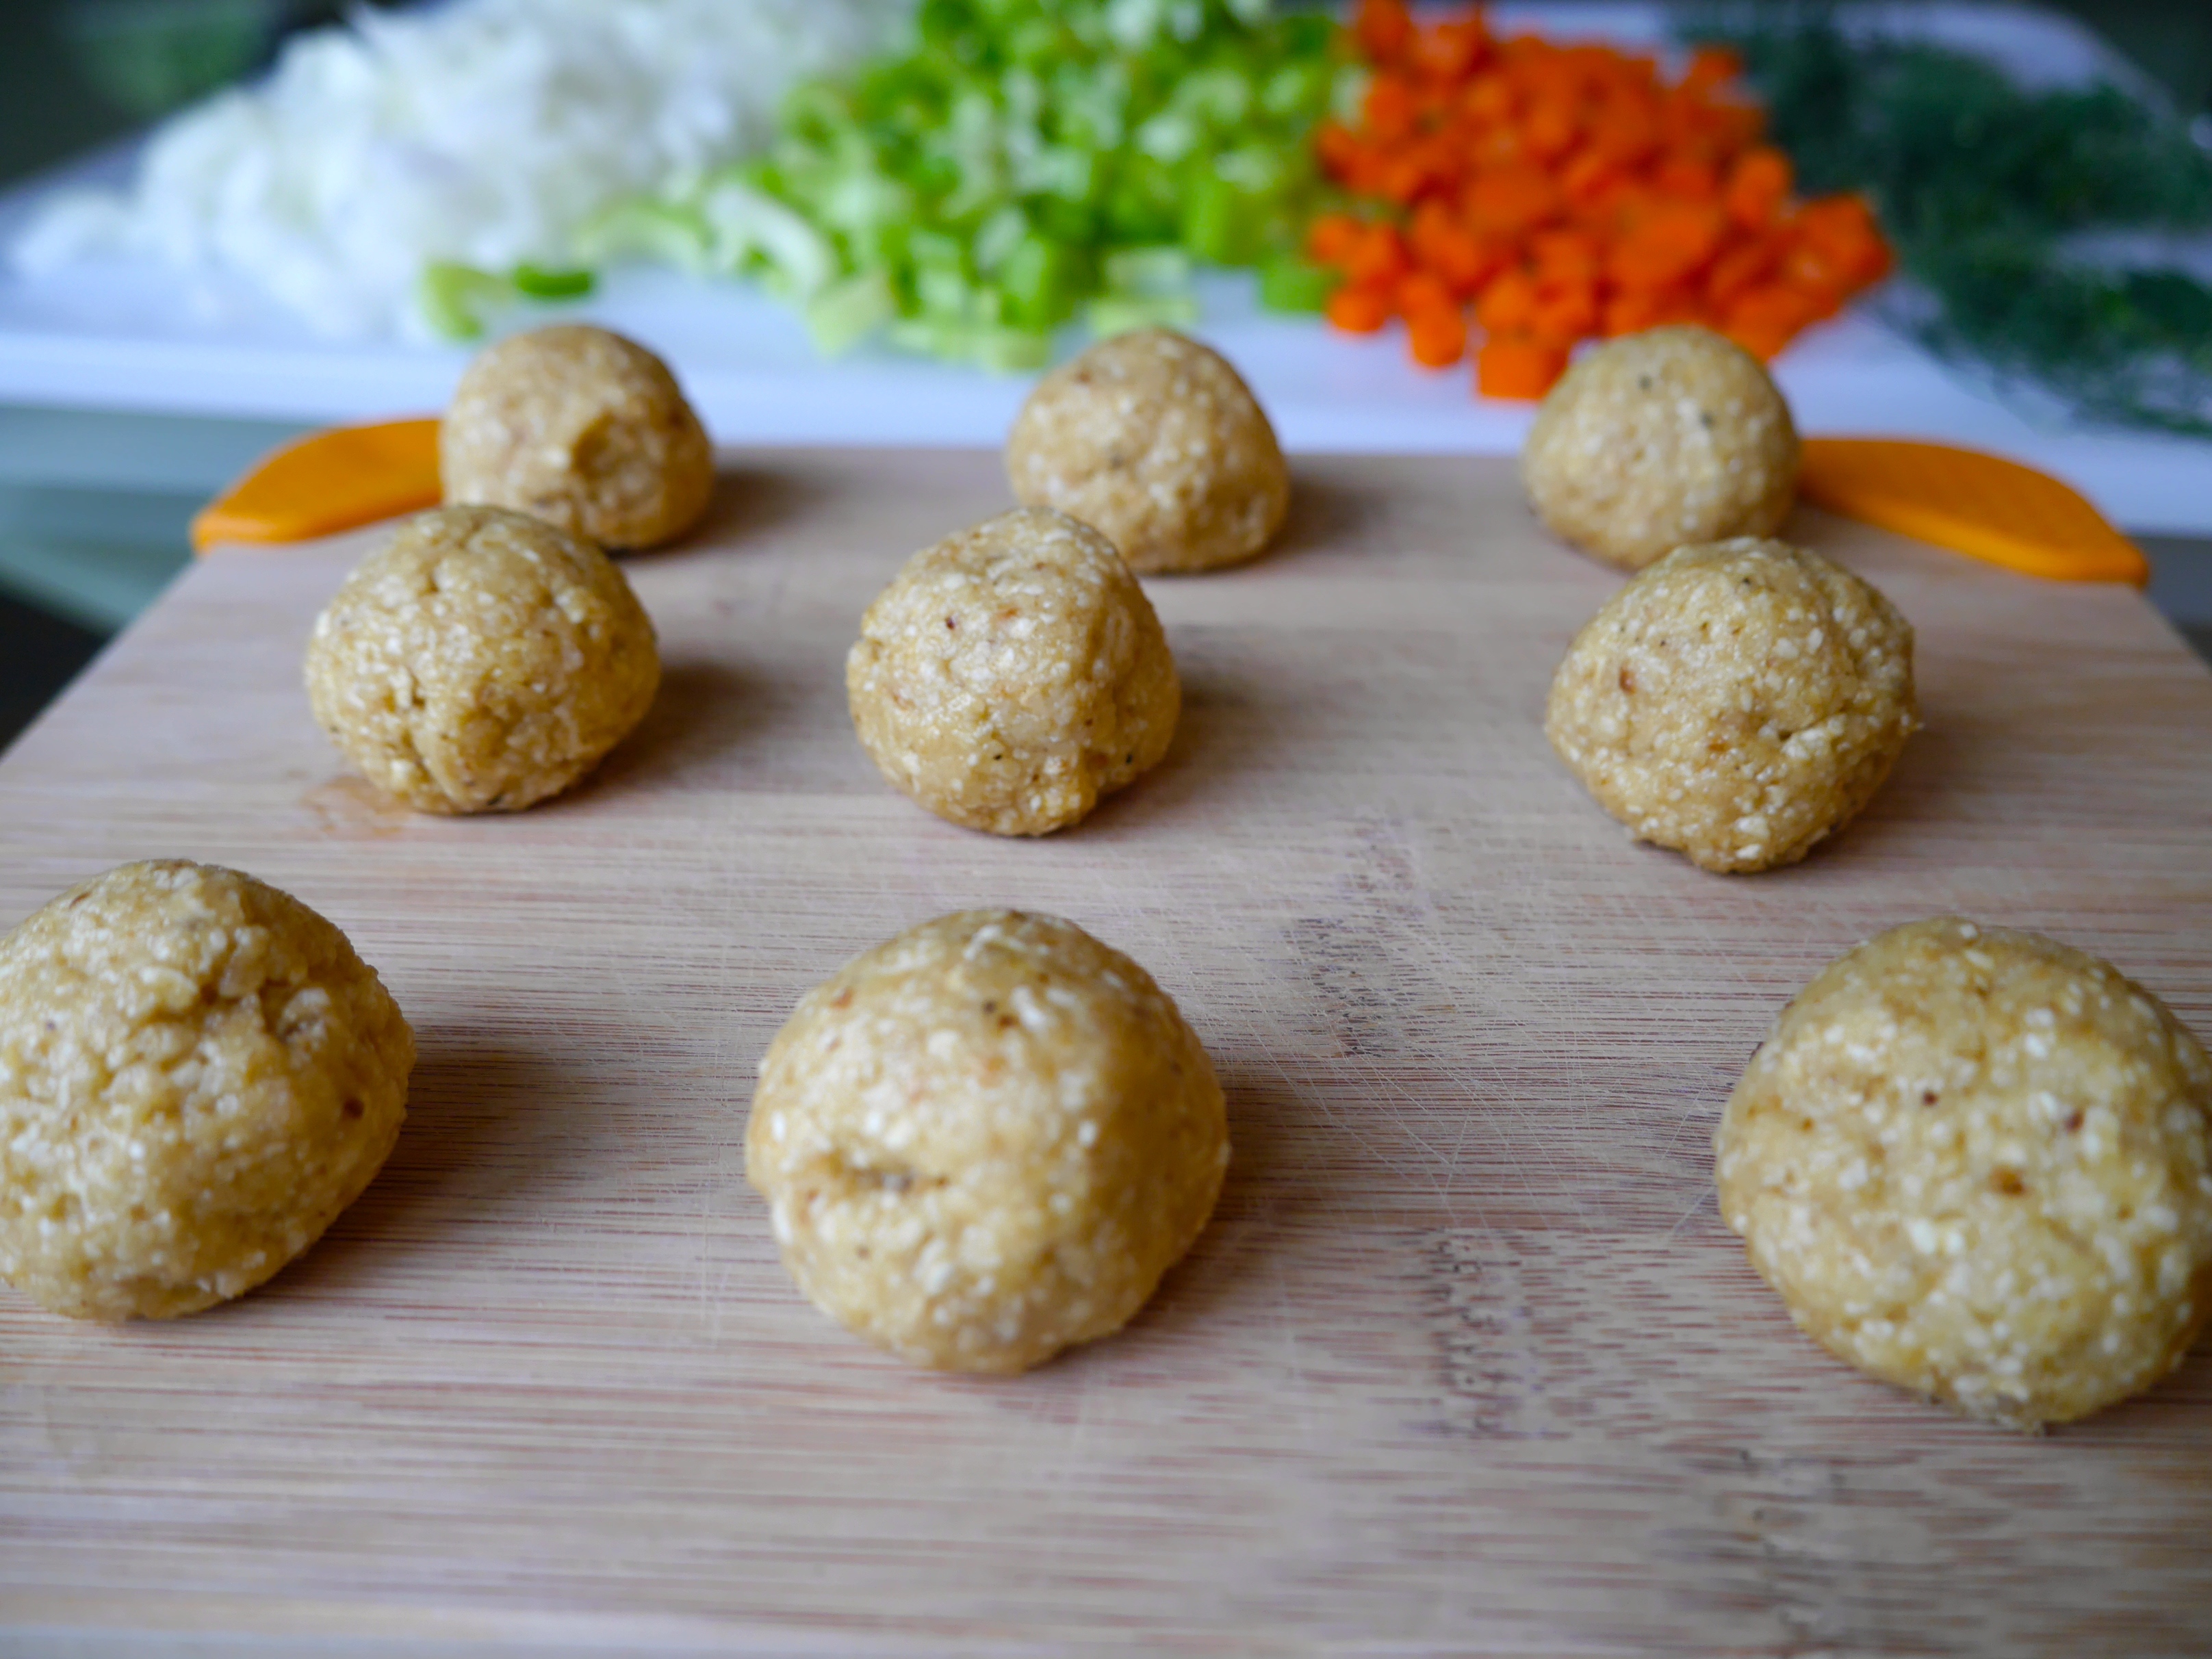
[2,0,2210,748]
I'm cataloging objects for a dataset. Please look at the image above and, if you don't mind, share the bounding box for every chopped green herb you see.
[1693,10,2212,435]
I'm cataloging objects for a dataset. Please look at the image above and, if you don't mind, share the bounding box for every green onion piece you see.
[1257,254,1337,313]
[587,0,1341,365]
[418,261,509,342]
[512,264,595,300]
[701,178,835,294]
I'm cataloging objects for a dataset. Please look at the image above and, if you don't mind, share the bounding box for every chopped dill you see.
[1690,8,2212,435]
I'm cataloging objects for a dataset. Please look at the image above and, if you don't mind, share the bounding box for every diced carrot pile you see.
[1309,0,1894,398]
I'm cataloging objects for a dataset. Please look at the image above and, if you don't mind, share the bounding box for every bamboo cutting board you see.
[3,450,2211,1658]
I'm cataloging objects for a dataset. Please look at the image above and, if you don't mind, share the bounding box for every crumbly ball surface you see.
[441,323,715,550]
[306,504,660,814]
[1717,918,2212,1428]
[1005,328,1289,574]
[1522,325,1799,571]
[1545,537,1916,873]
[746,910,1229,1374]
[0,862,414,1321]
[847,507,1179,836]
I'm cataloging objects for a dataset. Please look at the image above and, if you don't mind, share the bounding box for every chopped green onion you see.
[511,264,595,300]
[589,0,1339,364]
[571,201,712,274]
[419,261,509,342]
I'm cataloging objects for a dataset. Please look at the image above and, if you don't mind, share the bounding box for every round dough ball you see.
[307,504,660,814]
[847,506,1179,836]
[1005,328,1289,574]
[1545,537,1916,873]
[0,861,413,1321]
[1522,325,1799,571]
[746,910,1229,1373]
[1717,918,2212,1428]
[441,323,714,550]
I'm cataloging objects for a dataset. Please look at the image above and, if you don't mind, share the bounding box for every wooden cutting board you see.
[3,451,2210,1657]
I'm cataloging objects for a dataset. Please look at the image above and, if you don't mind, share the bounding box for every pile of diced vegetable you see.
[563,0,1899,400]
[1308,0,1894,396]
[589,0,1354,370]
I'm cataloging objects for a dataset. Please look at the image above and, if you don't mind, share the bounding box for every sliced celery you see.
[971,326,1055,372]
[805,270,897,355]
[589,0,1339,364]
[1103,245,1192,297]
[1088,293,1200,337]
[1257,255,1336,313]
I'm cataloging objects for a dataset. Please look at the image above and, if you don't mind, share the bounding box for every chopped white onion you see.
[12,0,905,339]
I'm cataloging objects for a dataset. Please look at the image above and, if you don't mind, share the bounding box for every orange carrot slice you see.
[192,417,441,554]
[1800,439,2148,584]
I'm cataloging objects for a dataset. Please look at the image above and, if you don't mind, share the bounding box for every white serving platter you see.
[3,1,2209,534]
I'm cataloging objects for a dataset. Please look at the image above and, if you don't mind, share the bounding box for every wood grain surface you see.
[2,450,2210,1658]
